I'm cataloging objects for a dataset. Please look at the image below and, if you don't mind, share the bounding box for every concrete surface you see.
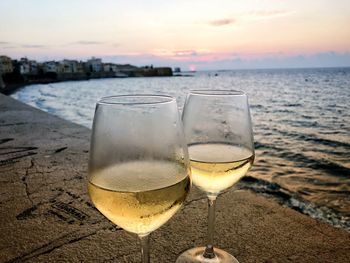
[0,93,349,263]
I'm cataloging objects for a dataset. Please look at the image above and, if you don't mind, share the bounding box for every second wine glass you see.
[176,90,255,263]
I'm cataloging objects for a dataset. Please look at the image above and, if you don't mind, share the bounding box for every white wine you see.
[88,160,190,235]
[189,143,254,196]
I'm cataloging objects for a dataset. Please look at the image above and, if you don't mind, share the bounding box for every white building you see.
[58,60,73,73]
[19,58,30,75]
[58,60,81,73]
[86,57,102,72]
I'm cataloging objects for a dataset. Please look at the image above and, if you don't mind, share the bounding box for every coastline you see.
[0,66,174,95]
[1,74,112,95]
[1,93,349,262]
[1,73,193,96]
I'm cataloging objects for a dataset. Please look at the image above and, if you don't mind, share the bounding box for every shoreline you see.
[4,66,349,96]
[1,75,123,95]
[1,93,349,262]
[1,73,177,96]
[1,73,193,96]
[238,176,350,231]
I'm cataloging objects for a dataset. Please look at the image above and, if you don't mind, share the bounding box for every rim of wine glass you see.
[189,89,246,96]
[97,94,176,105]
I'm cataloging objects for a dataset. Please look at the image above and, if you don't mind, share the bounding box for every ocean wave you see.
[272,128,350,149]
[254,141,350,177]
[238,176,350,231]
[283,103,302,107]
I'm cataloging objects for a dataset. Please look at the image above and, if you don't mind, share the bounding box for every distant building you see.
[85,57,102,72]
[174,67,181,73]
[0,56,14,74]
[19,58,30,75]
[19,65,29,75]
[43,61,58,73]
[19,58,39,75]
[29,60,39,75]
[76,61,84,73]
[58,60,73,73]
[58,60,84,74]
[103,63,118,72]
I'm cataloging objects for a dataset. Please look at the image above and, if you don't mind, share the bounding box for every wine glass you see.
[176,90,255,263]
[87,95,191,263]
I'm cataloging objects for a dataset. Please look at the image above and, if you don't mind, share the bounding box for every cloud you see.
[21,44,48,48]
[150,49,236,63]
[151,49,200,59]
[174,50,198,57]
[209,18,236,26]
[0,42,16,49]
[207,10,290,27]
[74,41,104,45]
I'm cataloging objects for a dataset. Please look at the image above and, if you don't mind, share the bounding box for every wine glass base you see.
[176,247,239,263]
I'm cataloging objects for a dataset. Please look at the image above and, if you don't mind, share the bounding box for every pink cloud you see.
[174,50,198,57]
[209,18,236,26]
[158,50,235,62]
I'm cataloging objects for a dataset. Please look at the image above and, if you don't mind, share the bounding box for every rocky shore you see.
[0,93,349,262]
[0,66,173,95]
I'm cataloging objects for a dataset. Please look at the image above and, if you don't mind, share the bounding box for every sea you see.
[11,67,350,230]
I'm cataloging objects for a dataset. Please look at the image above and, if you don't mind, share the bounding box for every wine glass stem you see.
[139,233,150,263]
[203,196,217,259]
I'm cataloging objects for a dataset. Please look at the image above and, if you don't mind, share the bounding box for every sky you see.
[0,0,350,70]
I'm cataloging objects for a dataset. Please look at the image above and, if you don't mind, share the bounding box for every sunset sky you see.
[1,0,349,70]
